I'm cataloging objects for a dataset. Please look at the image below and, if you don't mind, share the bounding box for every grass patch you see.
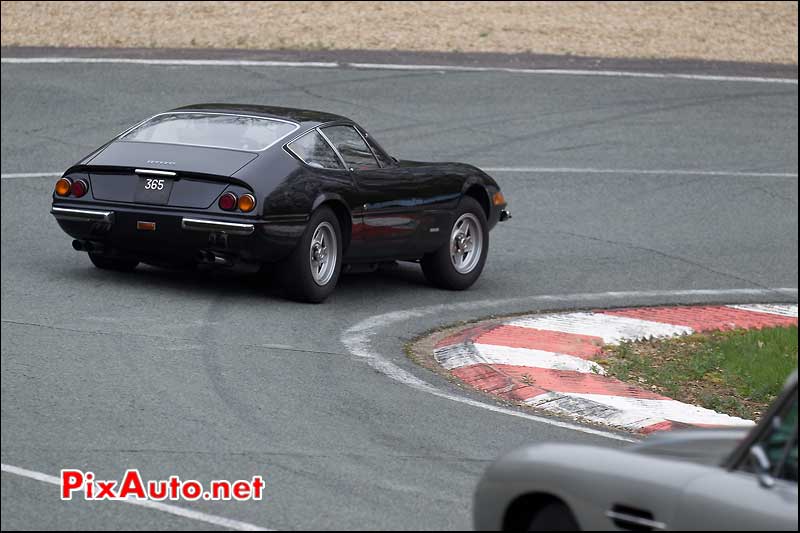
[603,326,797,421]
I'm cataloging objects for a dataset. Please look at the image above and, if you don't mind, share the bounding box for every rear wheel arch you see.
[312,196,352,252]
[278,205,343,303]
[502,492,580,531]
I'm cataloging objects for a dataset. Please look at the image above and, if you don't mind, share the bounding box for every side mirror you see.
[391,156,399,164]
[749,444,775,488]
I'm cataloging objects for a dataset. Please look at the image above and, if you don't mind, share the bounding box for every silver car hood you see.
[629,428,749,466]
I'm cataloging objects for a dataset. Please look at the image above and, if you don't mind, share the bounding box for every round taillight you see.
[238,193,256,213]
[219,192,238,211]
[55,178,72,196]
[71,179,88,198]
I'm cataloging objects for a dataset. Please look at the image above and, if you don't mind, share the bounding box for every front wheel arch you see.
[464,184,491,220]
[421,195,488,290]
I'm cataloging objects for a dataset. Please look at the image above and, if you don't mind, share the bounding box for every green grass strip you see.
[603,325,797,421]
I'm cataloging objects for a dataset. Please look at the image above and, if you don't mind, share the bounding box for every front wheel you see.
[279,206,343,303]
[527,502,580,531]
[88,252,139,272]
[421,196,488,290]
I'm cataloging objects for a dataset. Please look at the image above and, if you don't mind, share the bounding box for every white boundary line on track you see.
[0,57,340,68]
[1,172,60,179]
[3,168,797,180]
[340,288,797,443]
[0,463,270,531]
[483,167,799,178]
[1,56,797,85]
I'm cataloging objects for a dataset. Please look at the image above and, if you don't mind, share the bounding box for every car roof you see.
[169,103,350,128]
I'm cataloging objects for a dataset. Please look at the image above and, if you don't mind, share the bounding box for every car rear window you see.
[121,112,298,152]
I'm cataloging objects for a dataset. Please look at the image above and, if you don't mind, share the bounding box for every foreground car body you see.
[474,371,798,531]
[51,104,510,301]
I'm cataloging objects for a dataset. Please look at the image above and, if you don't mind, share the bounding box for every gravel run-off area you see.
[1,1,797,64]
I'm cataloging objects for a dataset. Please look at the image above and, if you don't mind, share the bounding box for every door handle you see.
[605,509,666,530]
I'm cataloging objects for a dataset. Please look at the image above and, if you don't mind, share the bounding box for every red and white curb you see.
[433,304,798,434]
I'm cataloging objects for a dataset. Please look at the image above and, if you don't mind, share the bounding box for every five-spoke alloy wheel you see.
[309,221,338,286]
[421,196,488,290]
[280,206,343,303]
[449,212,484,275]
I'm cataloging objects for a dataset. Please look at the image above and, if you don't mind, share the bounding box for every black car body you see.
[51,104,510,301]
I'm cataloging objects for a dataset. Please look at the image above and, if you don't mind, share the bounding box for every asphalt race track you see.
[1,55,798,530]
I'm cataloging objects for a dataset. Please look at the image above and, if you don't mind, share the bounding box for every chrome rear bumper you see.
[51,207,114,223]
[180,217,255,236]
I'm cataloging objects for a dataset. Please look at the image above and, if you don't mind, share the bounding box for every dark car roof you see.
[170,103,350,127]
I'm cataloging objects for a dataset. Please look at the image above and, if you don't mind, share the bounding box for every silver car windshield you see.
[121,112,299,152]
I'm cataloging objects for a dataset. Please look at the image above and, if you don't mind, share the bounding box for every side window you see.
[748,391,798,482]
[287,130,343,170]
[360,129,394,168]
[778,432,798,481]
[321,125,379,170]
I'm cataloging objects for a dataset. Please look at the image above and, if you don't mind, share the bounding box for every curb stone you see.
[428,304,798,433]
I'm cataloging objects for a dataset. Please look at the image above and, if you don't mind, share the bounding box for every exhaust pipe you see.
[212,254,232,266]
[72,240,105,253]
[196,250,233,266]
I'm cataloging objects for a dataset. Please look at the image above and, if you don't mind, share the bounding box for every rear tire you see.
[279,206,343,303]
[88,252,139,272]
[527,502,580,531]
[421,196,488,290]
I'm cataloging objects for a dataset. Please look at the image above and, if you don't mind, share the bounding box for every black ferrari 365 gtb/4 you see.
[51,104,511,302]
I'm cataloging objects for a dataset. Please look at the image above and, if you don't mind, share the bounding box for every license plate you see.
[134,177,173,205]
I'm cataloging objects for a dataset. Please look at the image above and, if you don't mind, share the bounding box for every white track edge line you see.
[0,57,339,68]
[482,167,798,178]
[0,463,271,531]
[1,172,61,179]
[347,63,799,84]
[341,288,797,443]
[2,57,796,84]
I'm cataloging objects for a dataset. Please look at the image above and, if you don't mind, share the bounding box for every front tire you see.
[527,501,580,531]
[421,196,488,290]
[280,206,343,303]
[88,252,139,272]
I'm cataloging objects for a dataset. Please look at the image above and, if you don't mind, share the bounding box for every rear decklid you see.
[86,142,257,208]
[88,141,257,177]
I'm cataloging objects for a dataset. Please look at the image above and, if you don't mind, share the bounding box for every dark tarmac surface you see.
[1,51,797,529]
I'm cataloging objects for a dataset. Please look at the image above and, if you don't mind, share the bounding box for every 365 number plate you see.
[134,177,173,205]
